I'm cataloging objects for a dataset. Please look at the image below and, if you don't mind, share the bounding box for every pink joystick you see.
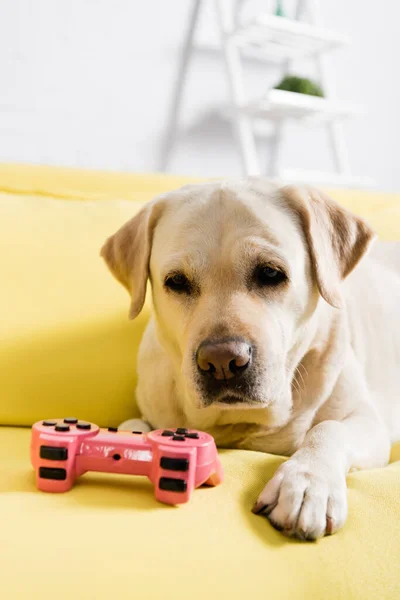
[30,419,224,505]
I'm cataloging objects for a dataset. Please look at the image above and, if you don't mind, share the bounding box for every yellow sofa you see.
[1,163,400,600]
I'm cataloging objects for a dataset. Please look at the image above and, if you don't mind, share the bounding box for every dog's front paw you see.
[119,418,151,433]
[252,454,348,540]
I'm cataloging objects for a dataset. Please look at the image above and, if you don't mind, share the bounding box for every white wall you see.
[0,0,399,190]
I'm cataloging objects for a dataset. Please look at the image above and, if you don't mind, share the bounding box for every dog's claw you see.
[252,500,278,517]
[252,501,267,515]
[326,515,334,535]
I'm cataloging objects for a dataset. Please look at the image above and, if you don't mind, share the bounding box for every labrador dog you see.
[101,179,400,540]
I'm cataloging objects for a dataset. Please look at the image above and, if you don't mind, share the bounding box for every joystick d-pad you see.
[161,429,199,440]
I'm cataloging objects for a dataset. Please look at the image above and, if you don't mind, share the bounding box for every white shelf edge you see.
[247,15,350,45]
[229,14,350,59]
[238,89,364,124]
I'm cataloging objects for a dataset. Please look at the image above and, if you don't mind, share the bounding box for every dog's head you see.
[101,180,374,424]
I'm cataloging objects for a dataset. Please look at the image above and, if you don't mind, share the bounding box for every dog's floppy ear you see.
[281,185,376,308]
[100,200,165,319]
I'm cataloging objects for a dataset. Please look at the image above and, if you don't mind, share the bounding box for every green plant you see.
[275,0,284,17]
[274,75,324,97]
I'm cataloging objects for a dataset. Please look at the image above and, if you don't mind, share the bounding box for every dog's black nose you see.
[196,339,252,380]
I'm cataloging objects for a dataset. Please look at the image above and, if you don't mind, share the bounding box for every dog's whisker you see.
[295,366,306,392]
[293,370,300,393]
[298,362,309,380]
[299,363,308,376]
[291,373,302,398]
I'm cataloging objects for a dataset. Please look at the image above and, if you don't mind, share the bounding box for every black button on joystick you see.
[64,418,78,424]
[40,446,68,461]
[159,477,187,492]
[76,422,91,430]
[161,430,174,437]
[186,433,199,439]
[108,427,118,432]
[42,420,57,427]
[160,457,189,472]
[55,424,70,432]
[176,428,188,435]
[39,467,67,480]
[172,435,185,442]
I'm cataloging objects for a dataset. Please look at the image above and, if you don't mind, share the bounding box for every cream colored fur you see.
[101,179,400,540]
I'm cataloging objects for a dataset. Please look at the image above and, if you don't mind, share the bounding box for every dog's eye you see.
[255,265,287,287]
[164,272,191,293]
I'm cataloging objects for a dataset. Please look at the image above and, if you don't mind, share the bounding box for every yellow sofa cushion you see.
[1,427,400,599]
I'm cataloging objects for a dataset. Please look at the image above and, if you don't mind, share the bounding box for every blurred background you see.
[0,0,399,190]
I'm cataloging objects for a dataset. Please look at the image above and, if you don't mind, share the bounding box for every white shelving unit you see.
[159,0,373,187]
[231,14,350,59]
[238,89,359,123]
